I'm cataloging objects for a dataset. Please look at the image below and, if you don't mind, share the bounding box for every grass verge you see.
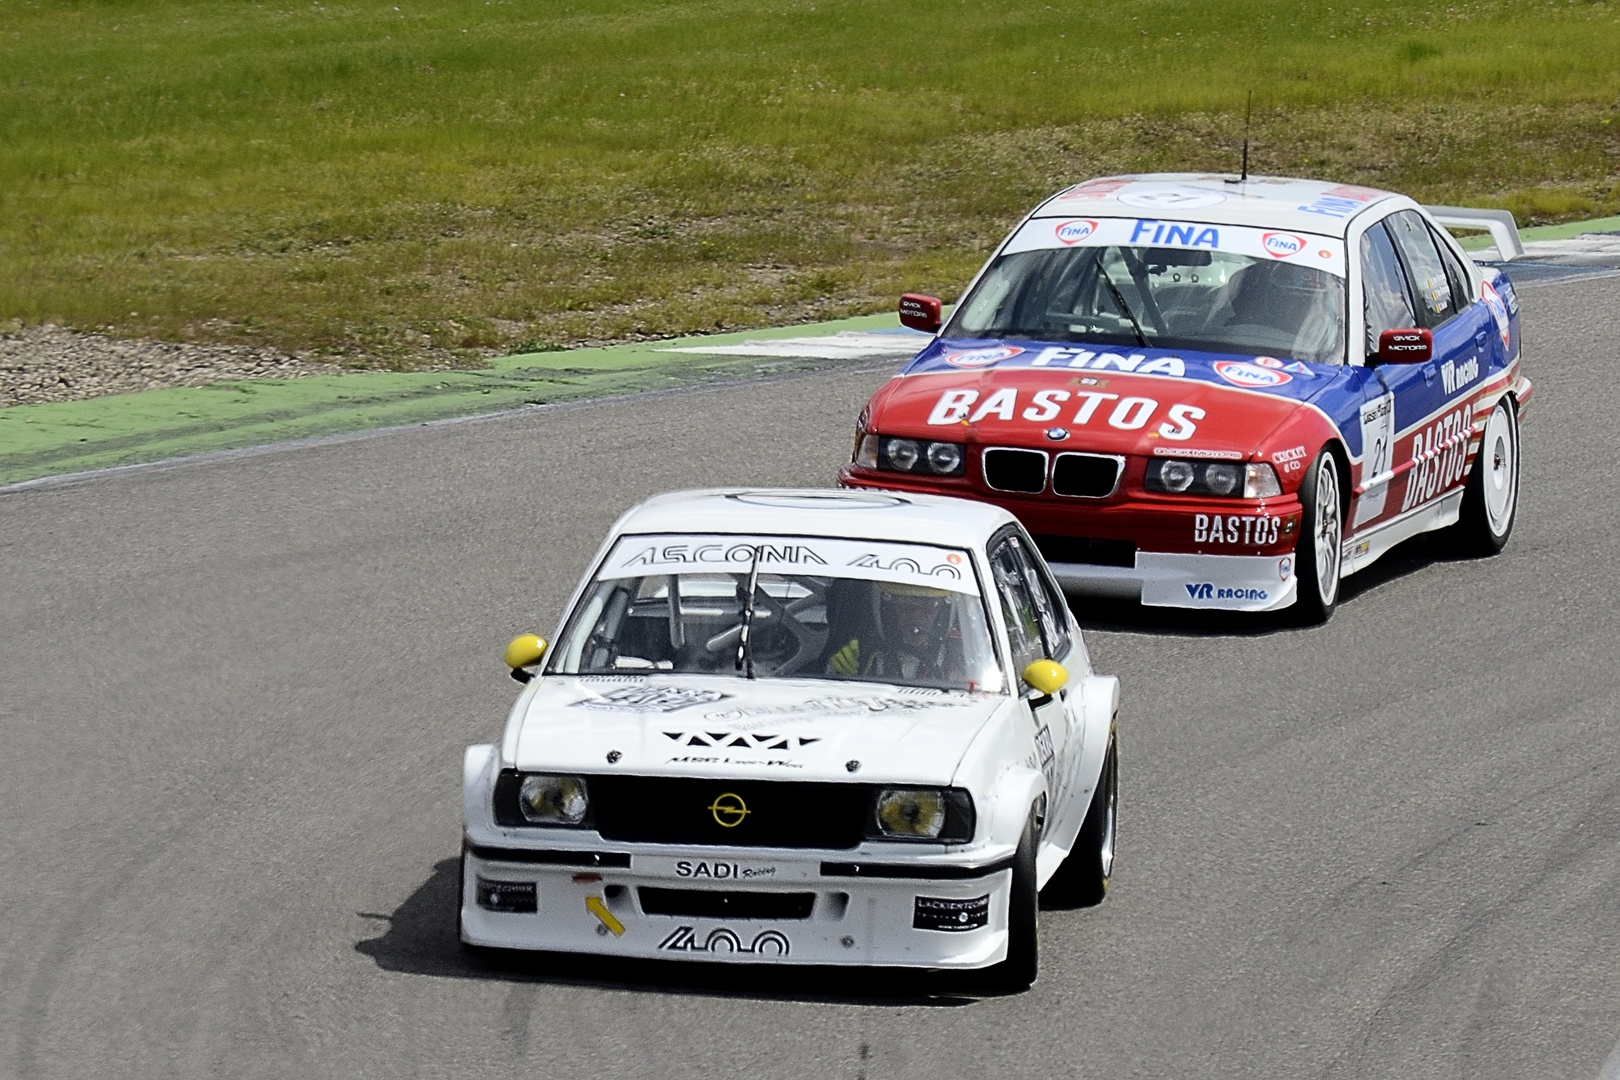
[2,0,1618,367]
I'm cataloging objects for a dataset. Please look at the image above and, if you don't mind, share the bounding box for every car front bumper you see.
[460,840,1015,969]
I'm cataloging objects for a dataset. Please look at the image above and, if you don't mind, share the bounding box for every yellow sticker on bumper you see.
[586,895,625,937]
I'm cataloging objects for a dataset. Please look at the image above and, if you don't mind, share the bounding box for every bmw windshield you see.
[549,534,1004,694]
[948,220,1348,365]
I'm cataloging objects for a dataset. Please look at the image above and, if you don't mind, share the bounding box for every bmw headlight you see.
[870,788,975,842]
[494,770,591,826]
[857,435,967,477]
[1146,459,1283,499]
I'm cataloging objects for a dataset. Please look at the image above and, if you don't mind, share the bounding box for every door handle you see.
[1475,331,1489,349]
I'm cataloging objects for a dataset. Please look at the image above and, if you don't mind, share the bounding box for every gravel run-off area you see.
[0,325,345,409]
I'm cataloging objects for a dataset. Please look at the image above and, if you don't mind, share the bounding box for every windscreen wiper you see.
[1097,260,1148,347]
[735,546,762,679]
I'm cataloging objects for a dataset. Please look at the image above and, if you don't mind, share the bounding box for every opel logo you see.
[708,792,749,828]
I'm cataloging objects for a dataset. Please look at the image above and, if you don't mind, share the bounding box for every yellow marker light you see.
[504,634,547,670]
[1022,659,1068,697]
[586,895,625,937]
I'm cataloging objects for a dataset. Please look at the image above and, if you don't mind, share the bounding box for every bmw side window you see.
[1007,535,1071,661]
[1428,223,1474,315]
[1360,222,1417,356]
[989,540,1045,678]
[1386,209,1455,328]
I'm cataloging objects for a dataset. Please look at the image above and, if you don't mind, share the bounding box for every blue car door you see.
[1372,209,1491,517]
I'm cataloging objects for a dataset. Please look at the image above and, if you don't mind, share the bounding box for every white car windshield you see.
[550,534,1004,693]
[949,244,1347,365]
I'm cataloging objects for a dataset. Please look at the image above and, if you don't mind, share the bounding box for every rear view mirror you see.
[1022,659,1068,698]
[899,293,943,334]
[1376,327,1433,365]
[504,634,547,683]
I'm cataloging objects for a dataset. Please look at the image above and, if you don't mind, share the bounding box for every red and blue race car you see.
[839,174,1528,622]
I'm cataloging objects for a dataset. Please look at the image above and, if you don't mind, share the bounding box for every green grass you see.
[2,0,1618,367]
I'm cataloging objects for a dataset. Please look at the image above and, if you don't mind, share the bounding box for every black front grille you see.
[982,448,1047,493]
[1032,534,1137,568]
[638,888,817,920]
[590,776,869,849]
[1051,453,1121,497]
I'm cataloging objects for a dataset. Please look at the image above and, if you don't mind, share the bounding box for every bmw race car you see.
[839,174,1529,621]
[461,490,1119,990]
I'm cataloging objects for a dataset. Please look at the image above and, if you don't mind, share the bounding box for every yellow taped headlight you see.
[874,788,948,839]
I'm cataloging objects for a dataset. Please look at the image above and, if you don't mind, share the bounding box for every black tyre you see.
[983,813,1040,993]
[1449,398,1519,555]
[1041,733,1117,908]
[1292,450,1344,625]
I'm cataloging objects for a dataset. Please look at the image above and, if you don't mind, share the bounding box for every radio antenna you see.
[1240,90,1252,182]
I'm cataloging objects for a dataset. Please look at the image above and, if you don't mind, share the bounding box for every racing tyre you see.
[1041,733,1117,908]
[1449,398,1519,556]
[983,813,1040,993]
[1292,451,1344,625]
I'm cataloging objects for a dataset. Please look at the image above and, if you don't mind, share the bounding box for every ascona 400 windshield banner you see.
[599,535,979,594]
[1004,216,1347,276]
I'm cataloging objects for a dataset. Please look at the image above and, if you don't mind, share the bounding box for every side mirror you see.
[504,634,547,684]
[899,293,943,334]
[1021,659,1068,699]
[1375,327,1433,366]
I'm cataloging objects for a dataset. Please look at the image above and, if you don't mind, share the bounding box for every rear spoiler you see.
[1424,205,1525,262]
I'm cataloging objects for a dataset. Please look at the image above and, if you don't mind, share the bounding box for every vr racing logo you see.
[657,926,791,956]
[1184,583,1269,602]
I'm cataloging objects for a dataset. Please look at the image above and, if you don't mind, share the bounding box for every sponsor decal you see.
[708,792,750,827]
[1399,404,1473,513]
[1261,232,1307,258]
[1278,556,1293,581]
[1280,361,1316,375]
[1118,186,1227,209]
[665,730,821,750]
[1297,184,1380,219]
[847,552,962,580]
[1029,346,1187,377]
[476,878,537,914]
[674,860,778,880]
[1184,583,1269,602]
[658,926,791,956]
[1033,725,1056,791]
[1128,219,1221,247]
[1271,445,1308,474]
[1214,361,1292,388]
[1439,356,1479,395]
[927,388,1202,440]
[624,542,827,568]
[1249,356,1285,369]
[571,685,731,713]
[914,894,991,933]
[1154,446,1242,459]
[1194,513,1282,546]
[664,755,804,769]
[1481,279,1511,347]
[704,694,968,722]
[1354,392,1396,526]
[1056,178,1133,201]
[1053,219,1099,244]
[945,345,1024,369]
[1353,539,1371,558]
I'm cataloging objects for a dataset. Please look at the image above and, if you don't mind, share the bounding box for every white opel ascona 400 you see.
[462,490,1119,989]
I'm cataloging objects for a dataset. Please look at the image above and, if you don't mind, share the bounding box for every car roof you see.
[610,489,1018,549]
[1029,173,1399,237]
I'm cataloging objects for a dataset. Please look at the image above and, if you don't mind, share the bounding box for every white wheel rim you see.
[1482,404,1518,536]
[1314,458,1342,606]
[1098,752,1116,878]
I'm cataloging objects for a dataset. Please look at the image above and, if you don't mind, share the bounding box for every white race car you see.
[461,489,1119,989]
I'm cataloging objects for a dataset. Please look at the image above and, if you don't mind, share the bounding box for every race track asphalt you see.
[3,275,1619,1080]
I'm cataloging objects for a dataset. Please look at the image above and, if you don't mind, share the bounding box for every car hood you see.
[511,676,1007,785]
[872,339,1344,457]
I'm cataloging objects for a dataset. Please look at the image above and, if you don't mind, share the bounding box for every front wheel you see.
[1292,451,1344,625]
[1040,733,1117,908]
[1449,398,1519,555]
[982,813,1039,993]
